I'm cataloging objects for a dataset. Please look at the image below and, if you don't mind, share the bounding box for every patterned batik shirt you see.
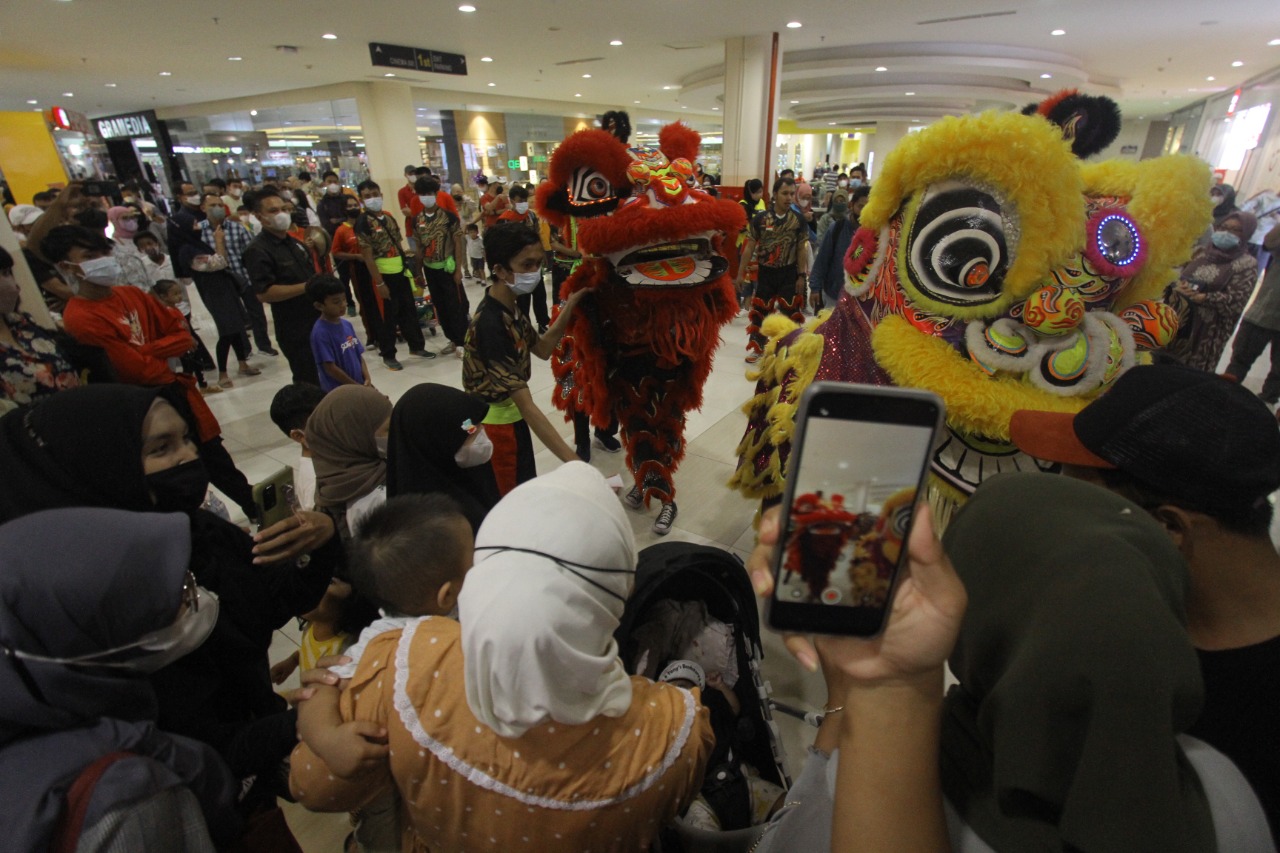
[749,207,807,269]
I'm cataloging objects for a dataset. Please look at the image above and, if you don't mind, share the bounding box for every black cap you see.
[1010,365,1280,513]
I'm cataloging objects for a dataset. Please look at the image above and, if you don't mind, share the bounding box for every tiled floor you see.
[198,270,1279,851]
[197,277,827,850]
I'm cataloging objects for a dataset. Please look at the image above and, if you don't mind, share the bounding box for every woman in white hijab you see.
[290,462,714,851]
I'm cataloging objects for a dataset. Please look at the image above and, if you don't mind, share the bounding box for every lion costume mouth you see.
[607,232,729,287]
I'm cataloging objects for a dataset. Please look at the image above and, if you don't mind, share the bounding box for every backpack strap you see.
[51,751,135,853]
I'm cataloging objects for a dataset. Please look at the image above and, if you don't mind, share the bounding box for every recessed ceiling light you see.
[26,99,37,104]
[1232,60,1244,67]
[712,107,719,111]
[905,91,916,96]
[610,39,623,46]
[487,82,496,86]
[458,4,476,11]
[574,93,582,97]
[1270,38,1280,46]
[480,56,493,62]
[250,110,258,116]
[1051,29,1065,36]
[1207,76,1216,81]
[662,86,673,90]
[789,99,799,104]
[384,73,396,77]
[63,92,74,97]
[105,82,117,87]
[681,106,687,109]
[33,108,41,112]
[228,56,242,61]
[875,66,888,72]
[322,33,337,39]
[1040,73,1052,79]
[582,74,591,78]
[159,71,172,76]
[786,21,802,29]
[828,122,836,126]
[633,100,640,104]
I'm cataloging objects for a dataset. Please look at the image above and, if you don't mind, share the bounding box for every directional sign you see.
[369,42,467,76]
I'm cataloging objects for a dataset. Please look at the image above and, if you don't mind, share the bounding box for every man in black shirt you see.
[1010,364,1280,846]
[241,189,322,385]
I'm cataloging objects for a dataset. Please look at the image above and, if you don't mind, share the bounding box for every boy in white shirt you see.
[133,231,175,285]
[464,222,485,281]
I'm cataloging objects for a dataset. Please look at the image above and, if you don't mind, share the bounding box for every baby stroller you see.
[616,542,791,852]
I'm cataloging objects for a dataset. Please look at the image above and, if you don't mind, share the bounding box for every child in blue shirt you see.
[307,274,372,392]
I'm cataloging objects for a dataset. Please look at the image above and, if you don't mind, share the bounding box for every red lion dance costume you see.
[535,121,743,511]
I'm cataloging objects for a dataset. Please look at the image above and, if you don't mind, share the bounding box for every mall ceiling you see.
[1,0,1278,127]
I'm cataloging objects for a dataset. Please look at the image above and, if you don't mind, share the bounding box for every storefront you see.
[47,106,109,182]
[94,109,181,193]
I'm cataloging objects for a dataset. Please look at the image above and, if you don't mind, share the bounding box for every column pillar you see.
[864,121,910,180]
[721,34,782,191]
[353,81,422,194]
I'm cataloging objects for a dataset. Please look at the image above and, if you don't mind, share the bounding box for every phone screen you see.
[769,385,941,636]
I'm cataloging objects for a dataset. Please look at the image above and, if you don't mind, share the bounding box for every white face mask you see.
[184,194,202,206]
[837,180,849,188]
[364,197,384,213]
[455,428,494,468]
[270,211,293,232]
[514,202,530,215]
[229,188,242,198]
[326,183,340,195]
[420,194,437,210]
[509,269,542,295]
[76,256,124,286]
[11,585,219,675]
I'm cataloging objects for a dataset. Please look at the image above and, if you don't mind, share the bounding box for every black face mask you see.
[146,458,210,513]
[346,209,360,219]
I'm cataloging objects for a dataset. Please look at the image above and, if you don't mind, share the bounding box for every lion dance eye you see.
[570,168,615,203]
[1084,209,1145,278]
[904,183,1010,307]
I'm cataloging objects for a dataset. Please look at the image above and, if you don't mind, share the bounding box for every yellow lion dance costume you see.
[731,92,1211,524]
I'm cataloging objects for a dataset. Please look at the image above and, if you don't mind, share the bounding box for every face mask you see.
[184,194,202,207]
[146,458,211,513]
[207,206,226,224]
[454,429,494,468]
[452,195,463,203]
[514,202,530,215]
[375,435,389,458]
[420,195,437,210]
[326,183,340,195]
[346,208,360,219]
[229,188,242,198]
[1211,231,1241,250]
[77,256,124,286]
[270,211,293,232]
[837,180,849,188]
[473,545,636,603]
[509,269,542,295]
[8,582,220,676]
[1210,193,1224,205]
[116,218,139,235]
[849,178,864,188]
[0,274,19,314]
[364,197,384,213]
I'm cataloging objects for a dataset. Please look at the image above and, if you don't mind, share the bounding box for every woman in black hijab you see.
[0,507,238,851]
[386,383,500,532]
[0,384,339,813]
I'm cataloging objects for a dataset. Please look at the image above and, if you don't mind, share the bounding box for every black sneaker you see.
[576,444,591,463]
[260,347,279,356]
[383,357,404,371]
[652,502,678,535]
[594,432,622,453]
[623,484,644,510]
[409,349,437,359]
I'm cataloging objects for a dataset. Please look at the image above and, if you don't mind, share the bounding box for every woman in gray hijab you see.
[0,507,239,851]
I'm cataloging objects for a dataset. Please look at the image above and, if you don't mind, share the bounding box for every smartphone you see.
[253,466,298,529]
[82,180,120,198]
[766,382,944,638]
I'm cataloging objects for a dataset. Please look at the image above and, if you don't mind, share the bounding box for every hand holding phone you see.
[765,382,946,638]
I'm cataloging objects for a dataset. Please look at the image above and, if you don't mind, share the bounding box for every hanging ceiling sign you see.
[369,42,467,76]
[95,110,158,140]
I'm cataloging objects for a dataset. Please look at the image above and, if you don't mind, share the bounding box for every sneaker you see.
[441,342,458,355]
[409,349,437,359]
[259,347,279,356]
[383,357,404,371]
[623,485,644,510]
[594,432,622,453]
[576,444,591,463]
[652,502,678,535]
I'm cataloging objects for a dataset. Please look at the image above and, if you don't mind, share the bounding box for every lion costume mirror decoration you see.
[730,91,1212,524]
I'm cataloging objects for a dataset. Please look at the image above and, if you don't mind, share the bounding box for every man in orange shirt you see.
[45,225,256,519]
[331,194,393,365]
[480,181,509,230]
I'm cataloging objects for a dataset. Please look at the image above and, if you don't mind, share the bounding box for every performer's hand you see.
[563,288,588,311]
[809,291,823,312]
